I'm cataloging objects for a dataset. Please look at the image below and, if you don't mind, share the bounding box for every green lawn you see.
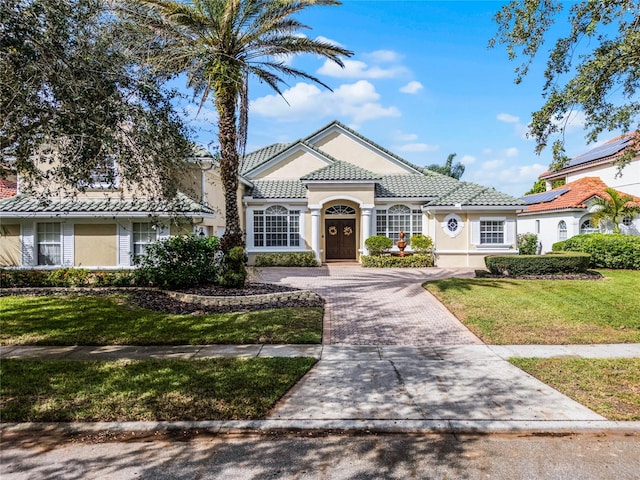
[511,358,640,421]
[424,270,640,344]
[0,357,316,422]
[0,295,323,345]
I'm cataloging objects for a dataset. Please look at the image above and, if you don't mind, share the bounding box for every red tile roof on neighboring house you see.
[0,179,17,199]
[539,131,638,178]
[520,177,640,214]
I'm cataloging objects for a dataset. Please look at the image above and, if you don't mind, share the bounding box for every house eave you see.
[0,211,217,219]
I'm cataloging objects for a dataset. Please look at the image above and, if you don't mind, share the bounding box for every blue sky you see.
[182,0,608,197]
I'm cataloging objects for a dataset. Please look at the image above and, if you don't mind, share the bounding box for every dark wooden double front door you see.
[325,219,356,260]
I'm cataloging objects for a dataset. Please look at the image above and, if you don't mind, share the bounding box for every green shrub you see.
[255,252,318,267]
[410,234,434,255]
[484,253,591,276]
[552,234,640,270]
[0,268,137,288]
[134,234,220,289]
[518,233,538,255]
[217,246,248,288]
[361,254,433,268]
[365,235,393,256]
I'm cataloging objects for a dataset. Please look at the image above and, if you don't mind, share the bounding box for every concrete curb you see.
[3,420,640,437]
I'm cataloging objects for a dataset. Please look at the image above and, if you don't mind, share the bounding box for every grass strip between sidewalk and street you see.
[511,358,640,421]
[0,357,316,422]
[424,270,640,344]
[0,295,322,345]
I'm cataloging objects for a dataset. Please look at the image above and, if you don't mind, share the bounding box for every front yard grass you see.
[424,270,640,344]
[0,295,322,345]
[511,358,640,421]
[0,357,316,422]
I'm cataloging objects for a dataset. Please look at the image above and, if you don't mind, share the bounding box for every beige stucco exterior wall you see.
[0,224,21,267]
[313,132,410,175]
[74,224,117,266]
[257,150,329,180]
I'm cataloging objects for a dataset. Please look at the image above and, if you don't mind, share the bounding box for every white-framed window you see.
[580,217,598,235]
[253,205,300,247]
[37,222,61,265]
[558,220,567,241]
[376,205,422,243]
[132,222,157,258]
[480,220,504,244]
[325,205,356,215]
[441,213,464,238]
[535,220,540,234]
[87,155,119,189]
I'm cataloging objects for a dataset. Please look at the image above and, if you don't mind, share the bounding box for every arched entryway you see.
[324,204,357,261]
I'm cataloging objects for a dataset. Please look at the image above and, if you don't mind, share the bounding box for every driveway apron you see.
[256,265,604,422]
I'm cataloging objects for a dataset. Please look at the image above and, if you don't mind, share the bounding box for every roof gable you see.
[242,141,336,180]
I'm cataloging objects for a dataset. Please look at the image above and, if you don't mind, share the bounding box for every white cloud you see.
[364,50,403,63]
[504,147,519,157]
[317,59,407,79]
[397,143,439,153]
[497,113,520,124]
[394,132,418,142]
[315,35,345,48]
[551,110,586,133]
[460,155,476,165]
[184,104,218,125]
[250,80,400,124]
[399,81,424,94]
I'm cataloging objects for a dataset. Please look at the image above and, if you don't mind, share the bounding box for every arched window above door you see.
[325,205,356,215]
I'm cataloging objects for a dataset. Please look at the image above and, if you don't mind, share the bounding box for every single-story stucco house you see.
[1,120,524,269]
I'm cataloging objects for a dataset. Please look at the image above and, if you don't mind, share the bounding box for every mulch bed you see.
[475,271,604,281]
[0,283,324,314]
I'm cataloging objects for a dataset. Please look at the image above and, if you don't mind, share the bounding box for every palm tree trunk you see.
[216,87,243,253]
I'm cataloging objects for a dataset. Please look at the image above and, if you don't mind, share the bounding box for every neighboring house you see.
[538,131,640,196]
[518,177,640,253]
[240,121,523,268]
[1,120,525,269]
[0,149,217,269]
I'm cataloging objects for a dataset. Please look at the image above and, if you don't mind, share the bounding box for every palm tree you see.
[121,0,352,252]
[426,153,465,180]
[591,187,640,233]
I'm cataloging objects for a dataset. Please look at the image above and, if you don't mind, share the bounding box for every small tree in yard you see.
[591,188,640,234]
[518,233,538,255]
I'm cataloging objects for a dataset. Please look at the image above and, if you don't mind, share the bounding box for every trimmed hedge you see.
[552,234,640,270]
[0,268,137,288]
[485,253,591,276]
[255,252,319,267]
[361,254,433,268]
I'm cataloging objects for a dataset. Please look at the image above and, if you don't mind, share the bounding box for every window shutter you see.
[117,222,131,266]
[62,223,74,266]
[505,219,516,245]
[471,219,480,245]
[21,223,35,266]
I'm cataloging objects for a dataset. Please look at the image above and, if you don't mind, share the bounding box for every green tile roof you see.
[427,182,524,207]
[0,192,216,215]
[301,161,381,181]
[248,180,307,199]
[240,143,290,175]
[375,173,459,198]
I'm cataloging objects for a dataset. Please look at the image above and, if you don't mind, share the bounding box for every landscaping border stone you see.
[164,289,322,307]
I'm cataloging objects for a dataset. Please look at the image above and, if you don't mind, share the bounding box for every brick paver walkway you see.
[253,264,482,346]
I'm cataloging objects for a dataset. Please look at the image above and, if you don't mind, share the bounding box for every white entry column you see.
[361,207,373,255]
[310,207,321,262]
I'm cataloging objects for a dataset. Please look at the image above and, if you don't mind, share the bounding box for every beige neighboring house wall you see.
[74,223,117,267]
[0,224,21,267]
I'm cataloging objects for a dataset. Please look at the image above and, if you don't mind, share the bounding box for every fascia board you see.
[243,143,333,179]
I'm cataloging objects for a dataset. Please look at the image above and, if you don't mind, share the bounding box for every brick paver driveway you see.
[254,264,482,346]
